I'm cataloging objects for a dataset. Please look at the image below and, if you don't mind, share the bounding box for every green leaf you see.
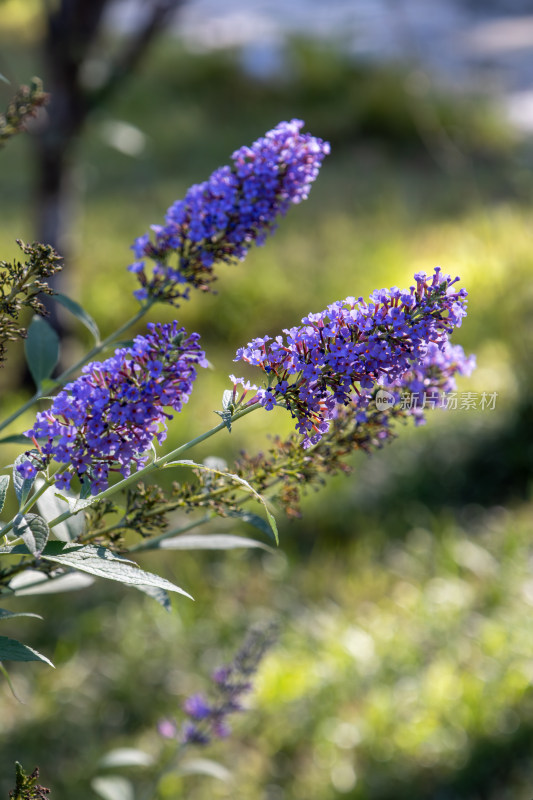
[91,776,134,800]
[0,475,9,513]
[79,478,92,500]
[54,292,100,344]
[65,495,98,514]
[178,758,232,781]
[0,662,24,702]
[0,608,43,621]
[0,434,36,445]
[228,509,276,539]
[156,534,273,552]
[0,635,54,667]
[24,315,59,388]
[0,541,84,556]
[0,544,33,555]
[99,748,154,768]
[9,569,94,596]
[42,544,193,598]
[13,513,49,556]
[131,584,171,611]
[12,454,36,505]
[170,460,279,544]
[35,482,85,542]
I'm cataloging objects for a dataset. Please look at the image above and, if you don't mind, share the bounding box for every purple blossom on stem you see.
[17,322,207,494]
[169,623,277,747]
[380,339,476,425]
[350,338,476,428]
[128,120,330,304]
[233,268,469,448]
[157,719,178,739]
[183,693,211,720]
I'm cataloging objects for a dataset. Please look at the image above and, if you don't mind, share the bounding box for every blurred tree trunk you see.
[33,0,186,326]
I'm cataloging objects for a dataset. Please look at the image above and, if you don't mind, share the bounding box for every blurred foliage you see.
[0,24,533,800]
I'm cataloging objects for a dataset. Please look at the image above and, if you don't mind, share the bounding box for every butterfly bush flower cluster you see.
[232,268,469,448]
[229,340,475,519]
[129,120,330,304]
[377,339,476,425]
[158,623,277,746]
[17,322,207,494]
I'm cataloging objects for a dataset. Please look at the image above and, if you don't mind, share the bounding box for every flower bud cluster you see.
[128,120,330,304]
[233,268,468,447]
[18,322,207,494]
[0,240,62,366]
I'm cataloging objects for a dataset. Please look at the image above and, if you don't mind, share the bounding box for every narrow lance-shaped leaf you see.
[0,434,39,445]
[0,608,43,621]
[42,544,193,598]
[155,534,273,552]
[24,315,59,388]
[99,749,154,768]
[227,509,275,539]
[178,758,232,781]
[131,584,171,611]
[0,635,54,667]
[0,663,24,702]
[54,292,100,344]
[9,569,95,596]
[167,460,279,544]
[0,475,9,513]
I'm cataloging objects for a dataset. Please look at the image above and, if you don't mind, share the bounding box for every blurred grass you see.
[1,28,533,800]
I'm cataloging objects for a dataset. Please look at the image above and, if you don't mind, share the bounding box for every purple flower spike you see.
[19,321,207,494]
[233,268,470,447]
[178,623,278,748]
[128,120,330,305]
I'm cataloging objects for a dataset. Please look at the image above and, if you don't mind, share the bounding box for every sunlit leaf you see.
[156,534,273,552]
[9,569,94,596]
[178,758,232,781]
[99,748,154,768]
[0,608,43,621]
[35,481,85,541]
[91,776,134,800]
[42,544,193,598]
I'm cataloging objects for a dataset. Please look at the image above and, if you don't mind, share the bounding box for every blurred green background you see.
[1,1,533,797]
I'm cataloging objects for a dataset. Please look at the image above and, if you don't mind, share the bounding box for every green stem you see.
[0,302,153,433]
[48,402,262,530]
